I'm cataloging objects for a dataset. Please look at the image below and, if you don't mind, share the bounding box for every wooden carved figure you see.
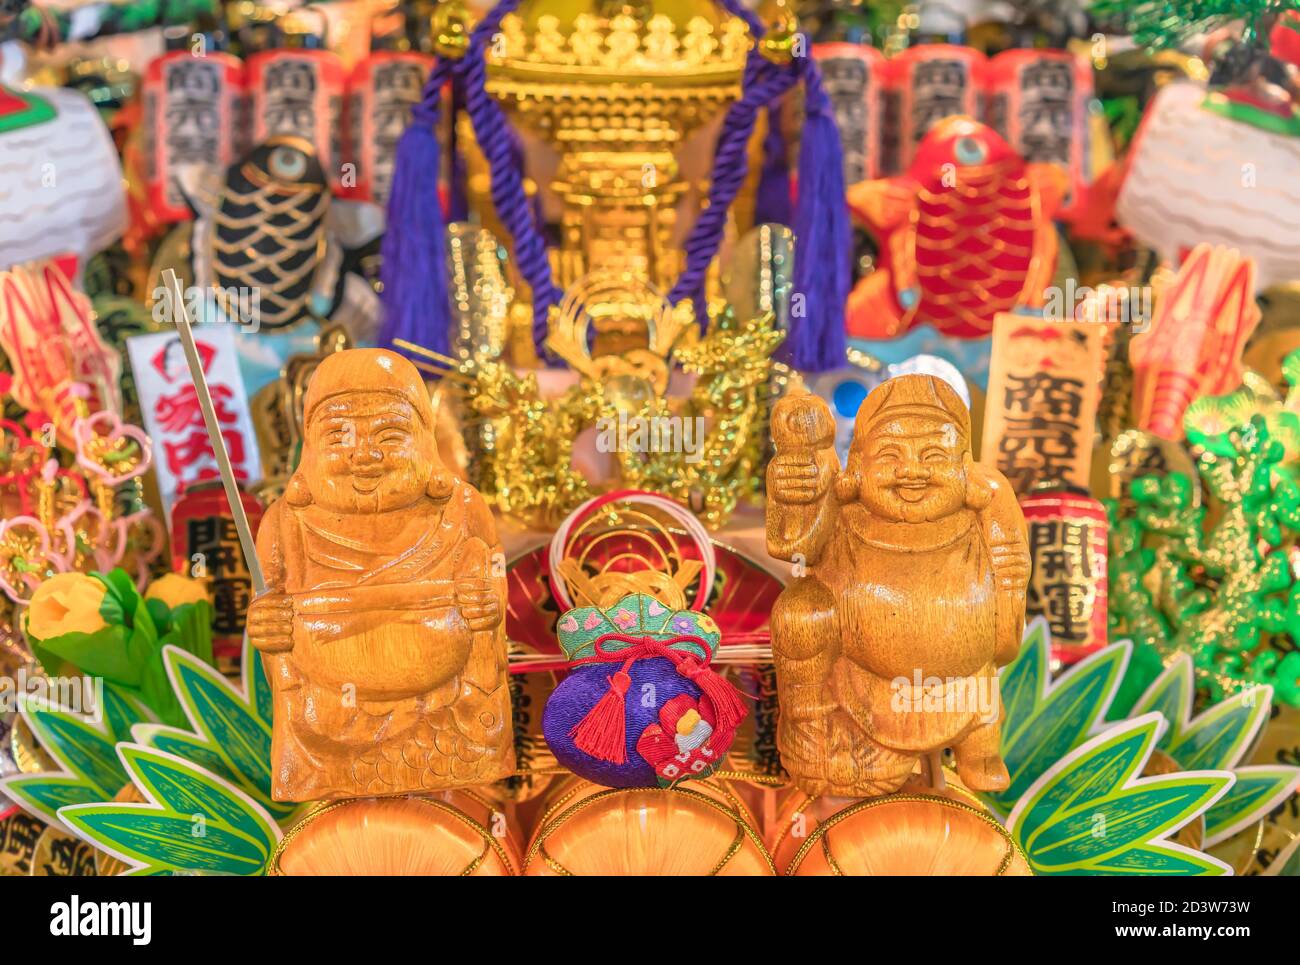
[767,375,1029,798]
[248,348,514,801]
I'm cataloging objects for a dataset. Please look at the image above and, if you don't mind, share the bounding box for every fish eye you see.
[954,136,987,165]
[268,145,308,181]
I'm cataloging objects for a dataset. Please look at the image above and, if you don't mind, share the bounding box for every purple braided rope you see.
[411,56,451,130]
[667,50,797,310]
[795,51,834,125]
[459,0,564,353]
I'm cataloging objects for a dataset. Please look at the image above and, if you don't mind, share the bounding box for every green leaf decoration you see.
[133,725,237,783]
[59,744,280,876]
[158,600,215,666]
[1203,766,1300,846]
[100,683,154,743]
[16,699,126,798]
[1106,636,1166,721]
[991,619,1130,816]
[0,775,104,826]
[132,640,291,821]
[1131,655,1265,771]
[1130,657,1299,845]
[250,644,273,726]
[1007,713,1233,875]
[0,696,130,827]
[36,625,144,687]
[1070,843,1231,876]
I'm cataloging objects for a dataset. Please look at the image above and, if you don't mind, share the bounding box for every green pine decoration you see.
[1106,416,1300,710]
[1091,0,1300,48]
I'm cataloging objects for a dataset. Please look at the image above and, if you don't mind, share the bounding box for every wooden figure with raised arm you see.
[766,374,1029,799]
[246,348,514,801]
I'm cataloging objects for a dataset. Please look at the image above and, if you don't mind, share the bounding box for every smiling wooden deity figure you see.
[248,348,514,801]
[767,375,1029,798]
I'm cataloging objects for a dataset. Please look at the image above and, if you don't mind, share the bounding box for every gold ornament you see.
[484,2,747,297]
[400,270,784,531]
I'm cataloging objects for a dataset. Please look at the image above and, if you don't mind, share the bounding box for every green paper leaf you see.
[59,744,279,876]
[148,642,291,821]
[1267,837,1300,876]
[121,744,273,841]
[37,626,141,687]
[145,597,171,633]
[100,683,154,743]
[1132,655,1270,772]
[1070,843,1231,876]
[991,625,1130,815]
[19,699,126,798]
[1008,714,1233,875]
[999,619,1048,736]
[94,570,132,627]
[0,695,135,828]
[62,808,269,874]
[251,648,272,727]
[1129,659,1298,846]
[160,600,214,665]
[0,775,104,826]
[133,725,236,782]
[1203,766,1300,846]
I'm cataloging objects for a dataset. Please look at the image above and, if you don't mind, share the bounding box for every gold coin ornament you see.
[0,805,44,876]
[31,824,98,876]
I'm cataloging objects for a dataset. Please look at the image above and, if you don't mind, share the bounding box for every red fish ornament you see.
[846,116,1066,339]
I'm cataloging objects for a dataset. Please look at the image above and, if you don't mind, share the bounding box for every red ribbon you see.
[568,632,747,765]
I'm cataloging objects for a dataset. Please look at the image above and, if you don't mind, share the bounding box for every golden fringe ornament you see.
[270,792,522,876]
[523,776,774,876]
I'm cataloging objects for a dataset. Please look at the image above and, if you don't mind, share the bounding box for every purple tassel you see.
[788,55,849,372]
[754,104,792,226]
[379,59,453,355]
